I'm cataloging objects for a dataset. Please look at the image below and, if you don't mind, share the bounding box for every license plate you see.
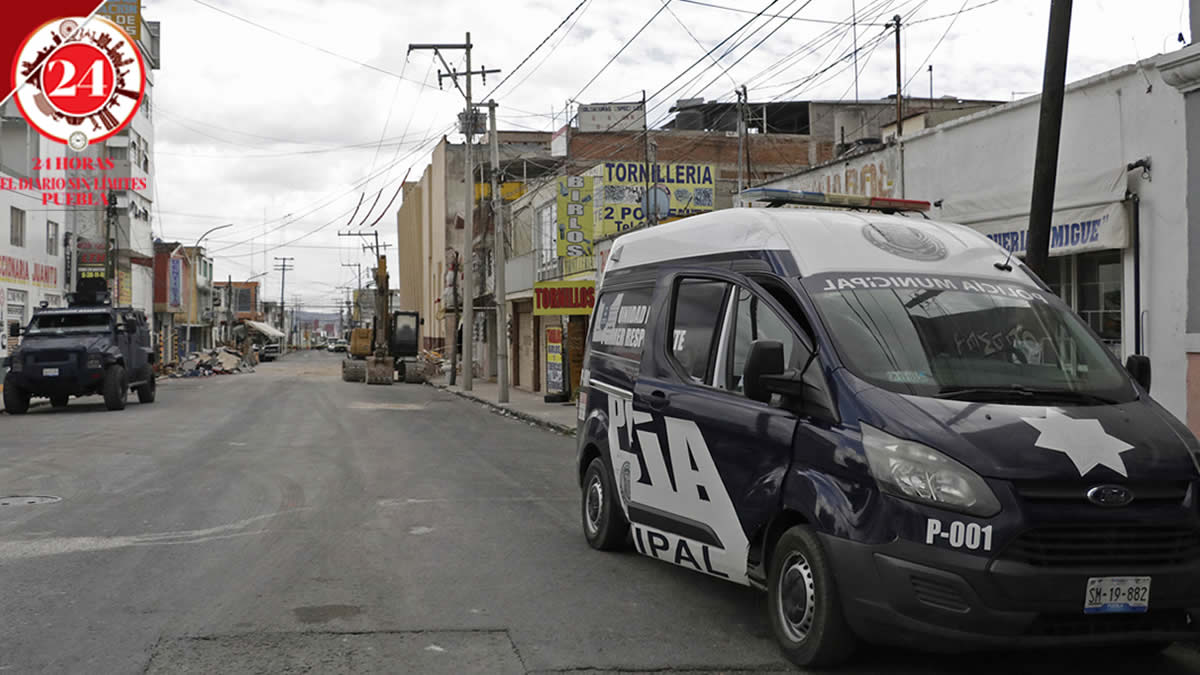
[42,368,59,376]
[1085,576,1150,614]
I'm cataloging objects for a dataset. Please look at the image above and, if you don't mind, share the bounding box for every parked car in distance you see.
[259,341,281,362]
[331,339,348,352]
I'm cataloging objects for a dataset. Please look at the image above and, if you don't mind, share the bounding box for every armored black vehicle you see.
[3,292,156,413]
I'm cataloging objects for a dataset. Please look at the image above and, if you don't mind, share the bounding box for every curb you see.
[428,382,576,437]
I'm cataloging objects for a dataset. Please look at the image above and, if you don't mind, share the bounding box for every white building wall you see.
[0,105,69,358]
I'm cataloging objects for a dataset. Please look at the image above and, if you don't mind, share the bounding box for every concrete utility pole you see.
[736,86,746,204]
[408,34,499,391]
[1026,0,1073,279]
[891,15,903,139]
[274,256,294,353]
[225,274,232,345]
[488,100,509,403]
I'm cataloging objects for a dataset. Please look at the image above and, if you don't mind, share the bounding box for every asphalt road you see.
[2,350,1200,674]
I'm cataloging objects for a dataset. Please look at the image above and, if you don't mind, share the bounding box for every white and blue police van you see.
[575,188,1200,667]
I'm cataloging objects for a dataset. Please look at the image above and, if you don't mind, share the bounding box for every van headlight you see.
[861,424,1000,517]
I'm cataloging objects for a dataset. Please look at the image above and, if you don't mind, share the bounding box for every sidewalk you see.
[428,375,578,435]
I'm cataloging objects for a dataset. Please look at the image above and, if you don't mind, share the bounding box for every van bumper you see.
[820,534,1200,651]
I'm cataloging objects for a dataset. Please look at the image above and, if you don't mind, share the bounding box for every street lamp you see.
[185,223,233,355]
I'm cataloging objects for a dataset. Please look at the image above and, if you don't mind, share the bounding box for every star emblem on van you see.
[1021,409,1134,477]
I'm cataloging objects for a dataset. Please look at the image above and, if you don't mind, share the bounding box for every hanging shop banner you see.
[600,161,715,236]
[533,280,595,316]
[168,257,183,309]
[546,326,565,395]
[973,201,1130,258]
[556,175,594,258]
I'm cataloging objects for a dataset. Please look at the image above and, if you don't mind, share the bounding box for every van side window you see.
[670,280,730,382]
[590,286,654,362]
[728,287,805,392]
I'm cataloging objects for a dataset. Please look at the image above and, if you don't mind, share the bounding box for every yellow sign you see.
[474,181,526,202]
[599,161,714,236]
[533,280,595,316]
[98,0,141,40]
[556,176,594,258]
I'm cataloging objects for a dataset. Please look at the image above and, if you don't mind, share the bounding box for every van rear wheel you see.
[582,457,628,551]
[767,525,857,668]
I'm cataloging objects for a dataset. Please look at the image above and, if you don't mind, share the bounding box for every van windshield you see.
[27,312,112,335]
[803,272,1136,403]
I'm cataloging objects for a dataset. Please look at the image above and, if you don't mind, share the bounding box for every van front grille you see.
[1014,481,1190,507]
[1001,523,1200,568]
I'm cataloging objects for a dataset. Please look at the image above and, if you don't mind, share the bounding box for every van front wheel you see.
[767,525,857,668]
[582,457,628,551]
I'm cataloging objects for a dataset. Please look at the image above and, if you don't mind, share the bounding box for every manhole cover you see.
[0,495,61,506]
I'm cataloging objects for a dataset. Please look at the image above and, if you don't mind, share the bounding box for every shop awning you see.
[245,320,284,338]
[935,166,1131,257]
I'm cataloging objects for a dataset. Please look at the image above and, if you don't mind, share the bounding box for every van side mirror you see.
[744,340,784,403]
[1126,354,1151,392]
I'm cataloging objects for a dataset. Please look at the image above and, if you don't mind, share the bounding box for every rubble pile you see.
[168,347,255,378]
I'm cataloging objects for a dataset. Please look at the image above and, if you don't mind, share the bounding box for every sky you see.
[142,0,1192,312]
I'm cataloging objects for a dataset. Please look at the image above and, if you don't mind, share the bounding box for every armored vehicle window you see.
[670,280,730,382]
[28,312,112,334]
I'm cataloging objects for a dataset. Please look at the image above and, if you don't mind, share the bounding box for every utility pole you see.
[928,64,934,103]
[891,15,903,139]
[642,90,651,227]
[889,14,904,197]
[274,256,293,353]
[488,100,509,403]
[736,86,746,204]
[104,189,117,288]
[408,34,499,391]
[1026,0,1074,279]
[225,274,232,345]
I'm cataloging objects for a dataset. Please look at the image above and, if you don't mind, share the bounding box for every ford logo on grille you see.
[1087,484,1134,507]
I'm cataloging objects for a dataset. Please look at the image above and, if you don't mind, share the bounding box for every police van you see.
[575,189,1200,667]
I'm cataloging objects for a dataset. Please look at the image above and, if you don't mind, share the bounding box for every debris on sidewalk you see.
[167,347,256,378]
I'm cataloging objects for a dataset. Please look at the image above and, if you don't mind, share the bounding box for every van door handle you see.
[647,390,670,410]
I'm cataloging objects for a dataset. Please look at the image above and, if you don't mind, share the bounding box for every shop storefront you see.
[533,279,595,400]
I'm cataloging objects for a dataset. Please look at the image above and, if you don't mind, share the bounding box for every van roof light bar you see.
[740,188,931,213]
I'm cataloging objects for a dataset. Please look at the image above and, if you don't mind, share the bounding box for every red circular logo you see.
[41,43,117,117]
[10,17,145,150]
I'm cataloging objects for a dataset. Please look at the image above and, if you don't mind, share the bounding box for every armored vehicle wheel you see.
[3,375,30,415]
[50,395,69,408]
[136,376,156,404]
[103,364,128,411]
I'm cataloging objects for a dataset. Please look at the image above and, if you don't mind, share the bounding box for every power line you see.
[664,1,739,89]
[571,1,674,103]
[189,0,436,88]
[902,0,971,91]
[479,0,591,101]
[678,0,889,25]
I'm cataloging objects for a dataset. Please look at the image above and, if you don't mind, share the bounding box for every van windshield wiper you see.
[935,384,1118,405]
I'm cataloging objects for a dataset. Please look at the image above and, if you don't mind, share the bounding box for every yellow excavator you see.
[341,255,421,384]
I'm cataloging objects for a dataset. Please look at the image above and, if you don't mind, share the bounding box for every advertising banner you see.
[545,326,565,395]
[599,161,714,236]
[168,257,183,309]
[556,175,594,258]
[534,280,595,316]
[76,238,106,282]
